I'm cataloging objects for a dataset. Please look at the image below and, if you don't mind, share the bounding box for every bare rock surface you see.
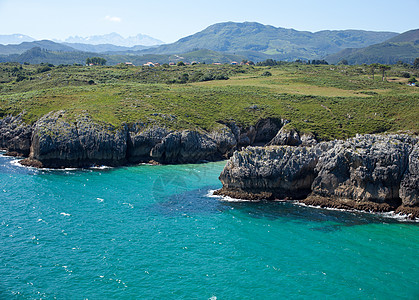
[311,134,416,204]
[127,125,170,162]
[216,134,419,218]
[28,111,128,167]
[150,130,218,164]
[268,127,302,146]
[216,142,332,200]
[0,114,32,156]
[399,142,419,206]
[1,112,280,167]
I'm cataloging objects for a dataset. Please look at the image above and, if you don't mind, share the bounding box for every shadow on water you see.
[151,186,412,231]
[150,185,228,216]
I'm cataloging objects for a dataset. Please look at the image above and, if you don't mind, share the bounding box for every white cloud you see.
[105,16,122,22]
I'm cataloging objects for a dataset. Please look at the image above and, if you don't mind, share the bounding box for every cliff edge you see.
[0,111,286,168]
[215,134,419,219]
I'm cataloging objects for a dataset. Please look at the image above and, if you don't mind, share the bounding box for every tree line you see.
[86,57,107,66]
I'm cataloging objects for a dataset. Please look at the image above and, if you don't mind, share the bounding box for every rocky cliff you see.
[0,111,289,168]
[216,134,419,219]
[0,114,32,157]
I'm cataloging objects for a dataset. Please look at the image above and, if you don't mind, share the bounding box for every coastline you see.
[209,189,419,222]
[2,112,418,220]
[0,113,285,169]
[215,134,419,220]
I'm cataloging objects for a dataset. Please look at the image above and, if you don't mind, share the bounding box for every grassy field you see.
[0,62,418,140]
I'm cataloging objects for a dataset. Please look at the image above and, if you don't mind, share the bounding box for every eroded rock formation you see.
[0,114,32,156]
[0,112,292,168]
[216,134,419,218]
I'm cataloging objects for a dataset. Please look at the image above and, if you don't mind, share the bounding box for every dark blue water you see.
[0,154,418,299]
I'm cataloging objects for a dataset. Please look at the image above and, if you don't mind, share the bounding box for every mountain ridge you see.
[326,28,419,64]
[59,32,164,47]
[2,22,417,65]
[140,22,398,60]
[0,34,36,45]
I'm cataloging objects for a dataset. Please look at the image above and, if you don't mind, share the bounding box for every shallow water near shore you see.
[1,154,418,299]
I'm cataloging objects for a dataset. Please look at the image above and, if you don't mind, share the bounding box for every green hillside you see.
[0,40,76,55]
[327,29,419,64]
[1,62,418,140]
[0,48,245,65]
[143,22,397,60]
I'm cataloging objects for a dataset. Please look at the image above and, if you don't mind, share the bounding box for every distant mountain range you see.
[0,32,164,47]
[141,22,397,61]
[0,22,418,65]
[326,29,419,64]
[58,32,164,47]
[61,43,153,53]
[0,40,76,55]
[0,34,36,45]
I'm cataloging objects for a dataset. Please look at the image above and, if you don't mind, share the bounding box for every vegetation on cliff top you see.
[0,62,418,140]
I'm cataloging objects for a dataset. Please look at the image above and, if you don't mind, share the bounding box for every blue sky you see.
[0,0,418,43]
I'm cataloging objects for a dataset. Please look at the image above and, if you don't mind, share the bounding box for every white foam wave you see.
[297,202,419,223]
[90,165,112,170]
[10,158,28,168]
[122,202,134,209]
[206,190,260,202]
[208,189,418,222]
[60,212,71,217]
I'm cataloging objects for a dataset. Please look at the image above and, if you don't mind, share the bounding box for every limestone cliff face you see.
[217,143,331,200]
[0,112,288,168]
[127,125,169,162]
[312,134,415,205]
[150,130,219,164]
[29,111,128,167]
[216,134,419,216]
[399,142,419,206]
[225,118,285,147]
[268,127,302,146]
[0,114,32,156]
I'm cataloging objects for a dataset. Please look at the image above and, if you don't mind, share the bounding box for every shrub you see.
[37,66,52,73]
[408,77,417,84]
[261,71,272,77]
[16,74,27,82]
[215,74,229,80]
[179,73,189,83]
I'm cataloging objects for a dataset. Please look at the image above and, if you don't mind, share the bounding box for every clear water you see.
[0,154,418,299]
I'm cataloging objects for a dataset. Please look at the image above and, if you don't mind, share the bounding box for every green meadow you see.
[0,62,418,140]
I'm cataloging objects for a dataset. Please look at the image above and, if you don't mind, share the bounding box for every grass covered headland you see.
[0,62,418,141]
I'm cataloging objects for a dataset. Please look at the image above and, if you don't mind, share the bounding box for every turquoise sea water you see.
[0,153,418,299]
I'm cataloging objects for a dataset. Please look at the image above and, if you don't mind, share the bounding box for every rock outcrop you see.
[268,127,302,146]
[0,114,32,156]
[215,143,331,200]
[216,134,419,218]
[127,125,169,162]
[25,111,128,168]
[150,130,218,164]
[311,134,414,205]
[0,112,290,168]
[399,142,419,206]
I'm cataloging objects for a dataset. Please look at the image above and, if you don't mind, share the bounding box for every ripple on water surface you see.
[0,154,418,299]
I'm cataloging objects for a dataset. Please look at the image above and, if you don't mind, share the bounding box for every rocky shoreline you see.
[0,111,297,168]
[215,134,419,219]
[2,112,418,219]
